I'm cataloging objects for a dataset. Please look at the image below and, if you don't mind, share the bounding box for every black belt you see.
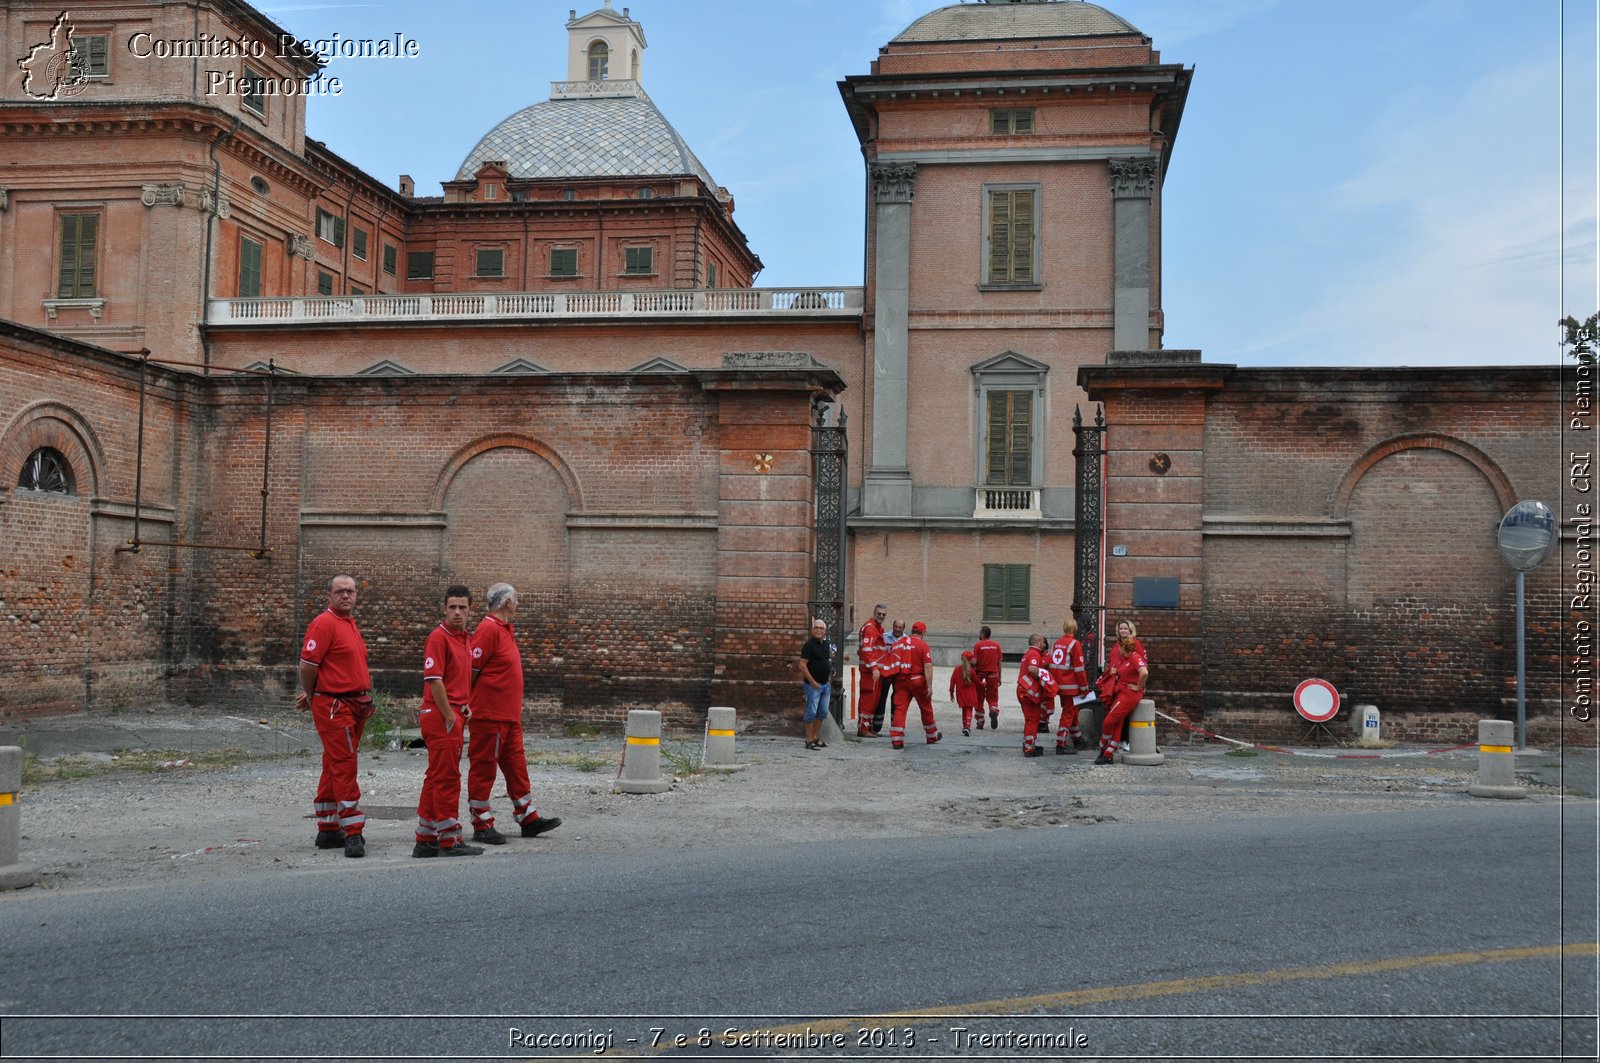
[315,690,369,698]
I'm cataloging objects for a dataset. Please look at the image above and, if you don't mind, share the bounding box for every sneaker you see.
[975,719,985,730]
[927,732,942,745]
[962,728,971,737]
[1094,752,1115,765]
[440,843,484,856]
[343,834,366,858]
[857,729,878,738]
[1120,740,1131,752]
[314,831,344,850]
[411,841,440,858]
[989,711,999,729]
[1024,747,1044,758]
[1056,744,1076,755]
[892,741,905,750]
[521,816,562,839]
[473,826,508,845]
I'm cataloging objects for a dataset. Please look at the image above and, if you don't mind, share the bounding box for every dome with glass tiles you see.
[456,93,718,189]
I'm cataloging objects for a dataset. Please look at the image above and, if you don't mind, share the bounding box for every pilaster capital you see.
[1108,157,1157,199]
[140,182,185,208]
[0,187,8,211]
[199,188,231,218]
[289,232,314,260]
[870,161,918,204]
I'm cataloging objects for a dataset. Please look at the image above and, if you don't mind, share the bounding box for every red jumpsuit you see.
[887,635,941,748]
[1098,641,1149,758]
[416,623,471,849]
[1015,647,1059,755]
[972,638,1003,722]
[299,609,372,840]
[1049,634,1089,748]
[856,618,888,736]
[949,664,982,731]
[467,615,548,833]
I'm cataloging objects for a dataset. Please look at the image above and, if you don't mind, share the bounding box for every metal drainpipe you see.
[199,115,241,376]
[341,183,356,292]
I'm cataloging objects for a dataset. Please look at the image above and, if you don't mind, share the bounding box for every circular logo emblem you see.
[472,647,483,659]
[424,656,435,670]
[304,638,317,653]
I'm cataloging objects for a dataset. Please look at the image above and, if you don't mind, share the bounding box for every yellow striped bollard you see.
[0,747,39,890]
[614,709,671,794]
[1467,719,1526,799]
[1117,699,1166,766]
[702,706,745,773]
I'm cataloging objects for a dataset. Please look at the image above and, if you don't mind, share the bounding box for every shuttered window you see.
[58,213,99,298]
[987,189,1035,285]
[239,236,263,298]
[985,389,1033,486]
[983,564,1031,623]
[70,35,109,78]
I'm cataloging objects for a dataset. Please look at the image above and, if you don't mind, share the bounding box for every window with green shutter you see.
[985,389,1033,486]
[383,244,397,275]
[57,213,99,298]
[550,248,577,277]
[982,564,1031,623]
[624,246,653,274]
[352,227,368,260]
[406,251,433,279]
[990,108,1034,135]
[986,188,1036,285]
[316,271,333,295]
[70,35,109,78]
[475,248,504,277]
[239,236,263,298]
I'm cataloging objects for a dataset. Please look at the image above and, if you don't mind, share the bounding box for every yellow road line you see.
[756,942,1599,1038]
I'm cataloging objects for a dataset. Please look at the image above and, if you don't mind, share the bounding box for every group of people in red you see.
[295,575,562,859]
[860,607,1150,765]
[853,603,944,749]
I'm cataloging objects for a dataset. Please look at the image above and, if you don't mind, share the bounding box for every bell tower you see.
[564,1,647,92]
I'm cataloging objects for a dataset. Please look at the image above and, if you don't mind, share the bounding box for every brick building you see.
[0,0,1577,741]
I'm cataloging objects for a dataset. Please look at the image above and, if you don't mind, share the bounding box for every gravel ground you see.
[8,696,1593,894]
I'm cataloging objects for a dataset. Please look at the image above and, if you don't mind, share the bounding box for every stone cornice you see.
[877,146,1157,166]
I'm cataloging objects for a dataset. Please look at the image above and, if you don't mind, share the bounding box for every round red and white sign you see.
[1293,678,1340,723]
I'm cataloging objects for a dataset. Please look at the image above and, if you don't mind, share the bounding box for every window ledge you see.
[978,283,1043,292]
[547,274,583,281]
[43,298,105,320]
[621,272,659,278]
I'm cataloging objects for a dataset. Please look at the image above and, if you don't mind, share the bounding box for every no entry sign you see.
[1293,679,1341,723]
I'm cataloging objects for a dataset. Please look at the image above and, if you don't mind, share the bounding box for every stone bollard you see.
[701,706,746,773]
[1117,699,1166,766]
[614,710,671,794]
[0,747,40,890]
[1467,719,1526,800]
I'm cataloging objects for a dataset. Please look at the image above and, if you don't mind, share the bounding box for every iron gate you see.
[808,398,849,724]
[1072,404,1106,676]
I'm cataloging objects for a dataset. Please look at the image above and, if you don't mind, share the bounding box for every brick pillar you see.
[704,360,835,718]
[1080,353,1230,706]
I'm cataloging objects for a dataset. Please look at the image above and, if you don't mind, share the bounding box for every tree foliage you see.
[1562,313,1598,366]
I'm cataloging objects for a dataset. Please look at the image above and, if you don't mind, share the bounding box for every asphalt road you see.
[1,801,1594,1061]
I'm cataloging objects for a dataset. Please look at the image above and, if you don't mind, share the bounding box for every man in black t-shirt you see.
[799,620,833,750]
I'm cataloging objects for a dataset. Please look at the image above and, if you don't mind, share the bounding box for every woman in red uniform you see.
[1095,619,1148,765]
[949,650,982,736]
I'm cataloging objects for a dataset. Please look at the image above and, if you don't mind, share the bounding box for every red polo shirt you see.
[300,609,370,695]
[422,623,472,711]
[972,639,1003,676]
[469,614,523,722]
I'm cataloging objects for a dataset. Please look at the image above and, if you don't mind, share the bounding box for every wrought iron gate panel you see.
[1072,404,1106,677]
[809,399,849,724]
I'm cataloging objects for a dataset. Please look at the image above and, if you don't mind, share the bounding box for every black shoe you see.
[1024,747,1044,758]
[1094,752,1115,765]
[816,740,828,748]
[892,741,905,749]
[989,712,999,728]
[805,741,818,750]
[440,843,484,856]
[412,841,440,858]
[962,728,971,736]
[1056,744,1077,755]
[314,832,344,850]
[975,719,985,730]
[343,835,366,858]
[927,732,942,745]
[1073,736,1091,751]
[473,827,508,845]
[520,816,562,839]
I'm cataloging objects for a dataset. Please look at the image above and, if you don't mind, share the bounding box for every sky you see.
[265,0,1597,368]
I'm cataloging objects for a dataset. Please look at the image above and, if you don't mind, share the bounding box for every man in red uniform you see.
[972,626,1004,730]
[413,585,483,858]
[1015,633,1059,758]
[296,573,373,858]
[1049,617,1092,754]
[855,603,889,737]
[467,582,562,844]
[887,621,941,749]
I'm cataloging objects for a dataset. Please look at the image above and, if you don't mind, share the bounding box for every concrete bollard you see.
[1117,699,1166,766]
[701,706,746,773]
[1467,719,1526,800]
[0,747,40,891]
[614,710,671,794]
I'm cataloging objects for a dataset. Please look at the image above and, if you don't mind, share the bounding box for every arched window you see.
[587,41,609,80]
[18,447,75,495]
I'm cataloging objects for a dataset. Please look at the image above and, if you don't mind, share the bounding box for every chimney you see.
[398,174,414,197]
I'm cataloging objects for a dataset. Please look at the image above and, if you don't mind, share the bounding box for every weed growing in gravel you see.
[1224,748,1259,758]
[660,740,703,777]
